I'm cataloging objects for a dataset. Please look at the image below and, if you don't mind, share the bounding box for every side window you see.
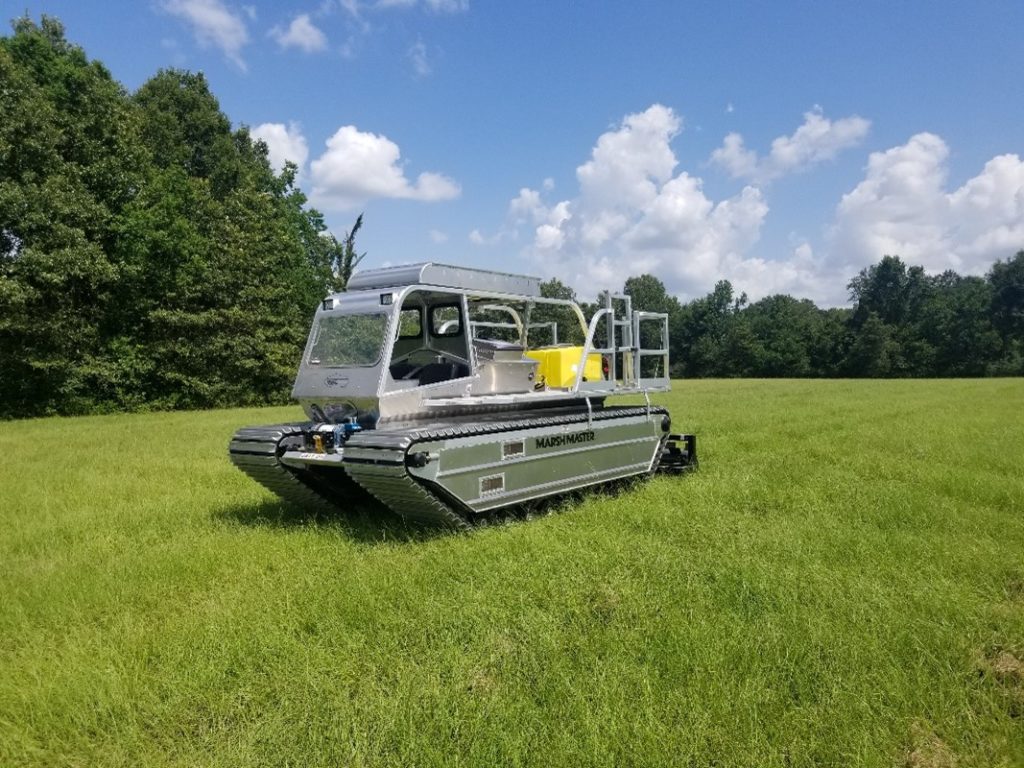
[430,305,462,337]
[398,308,422,338]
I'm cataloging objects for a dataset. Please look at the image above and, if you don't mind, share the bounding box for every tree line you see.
[1,17,362,419]
[602,251,1022,379]
[2,18,1022,420]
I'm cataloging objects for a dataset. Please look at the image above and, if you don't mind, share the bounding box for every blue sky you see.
[11,0,1024,305]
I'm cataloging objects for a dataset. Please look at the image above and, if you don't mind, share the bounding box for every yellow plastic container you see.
[525,346,604,388]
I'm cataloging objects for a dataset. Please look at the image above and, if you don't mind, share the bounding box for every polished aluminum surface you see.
[346,262,542,296]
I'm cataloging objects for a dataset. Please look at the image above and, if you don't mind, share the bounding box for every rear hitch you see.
[659,433,698,473]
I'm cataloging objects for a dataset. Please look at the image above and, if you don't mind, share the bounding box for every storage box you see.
[525,346,604,388]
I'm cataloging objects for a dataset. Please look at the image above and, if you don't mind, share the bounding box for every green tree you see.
[986,250,1024,373]
[847,255,936,376]
[810,308,852,377]
[1,18,336,417]
[623,273,679,315]
[843,311,894,377]
[989,251,1024,351]
[0,16,143,416]
[122,70,333,408]
[674,280,739,376]
[914,272,1000,376]
[848,255,929,326]
[743,295,820,377]
[624,273,682,368]
[718,313,763,377]
[134,69,245,200]
[539,277,576,302]
[532,277,586,346]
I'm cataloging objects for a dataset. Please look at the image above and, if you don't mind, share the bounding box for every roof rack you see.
[346,262,542,297]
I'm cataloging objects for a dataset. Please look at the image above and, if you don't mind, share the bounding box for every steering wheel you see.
[392,347,447,366]
[392,347,468,380]
[437,319,461,335]
[400,363,428,380]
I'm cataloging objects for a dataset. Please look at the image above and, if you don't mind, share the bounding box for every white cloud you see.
[711,107,870,184]
[830,133,1024,278]
[424,0,469,11]
[408,40,431,77]
[493,104,779,300]
[330,0,462,65]
[482,109,1022,307]
[577,103,680,210]
[162,0,250,70]
[535,224,565,251]
[376,0,468,11]
[469,229,500,246]
[270,13,328,52]
[251,121,309,175]
[429,229,448,243]
[710,133,758,180]
[309,125,460,209]
[508,188,545,224]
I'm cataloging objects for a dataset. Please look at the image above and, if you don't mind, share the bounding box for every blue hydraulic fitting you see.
[333,420,363,448]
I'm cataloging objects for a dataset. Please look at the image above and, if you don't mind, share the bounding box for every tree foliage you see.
[615,251,1024,380]
[1,17,334,418]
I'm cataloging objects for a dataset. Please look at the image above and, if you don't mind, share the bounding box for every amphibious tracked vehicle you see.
[229,263,696,529]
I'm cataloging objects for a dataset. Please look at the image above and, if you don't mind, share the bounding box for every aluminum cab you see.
[292,262,672,425]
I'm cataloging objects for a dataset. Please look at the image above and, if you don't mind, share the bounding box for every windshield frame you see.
[307,310,391,368]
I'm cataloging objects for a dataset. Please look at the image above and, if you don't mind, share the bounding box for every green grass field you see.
[1,380,1022,767]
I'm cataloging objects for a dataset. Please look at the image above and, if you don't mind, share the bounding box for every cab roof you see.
[346,262,542,297]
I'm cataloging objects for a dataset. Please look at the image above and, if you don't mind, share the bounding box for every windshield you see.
[308,313,389,367]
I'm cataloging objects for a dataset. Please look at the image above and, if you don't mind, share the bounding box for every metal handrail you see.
[631,311,670,383]
[572,308,612,391]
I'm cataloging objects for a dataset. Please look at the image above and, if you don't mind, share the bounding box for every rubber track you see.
[229,405,671,530]
[339,441,473,531]
[229,424,343,510]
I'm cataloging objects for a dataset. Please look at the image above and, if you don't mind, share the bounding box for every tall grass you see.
[1,380,1022,766]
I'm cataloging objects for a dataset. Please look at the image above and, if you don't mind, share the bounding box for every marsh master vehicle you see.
[229,263,696,529]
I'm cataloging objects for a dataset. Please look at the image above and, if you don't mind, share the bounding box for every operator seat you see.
[418,361,469,385]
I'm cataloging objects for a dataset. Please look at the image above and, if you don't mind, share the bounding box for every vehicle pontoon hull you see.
[231,405,695,528]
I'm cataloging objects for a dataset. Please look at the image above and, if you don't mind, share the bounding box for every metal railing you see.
[571,292,670,393]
